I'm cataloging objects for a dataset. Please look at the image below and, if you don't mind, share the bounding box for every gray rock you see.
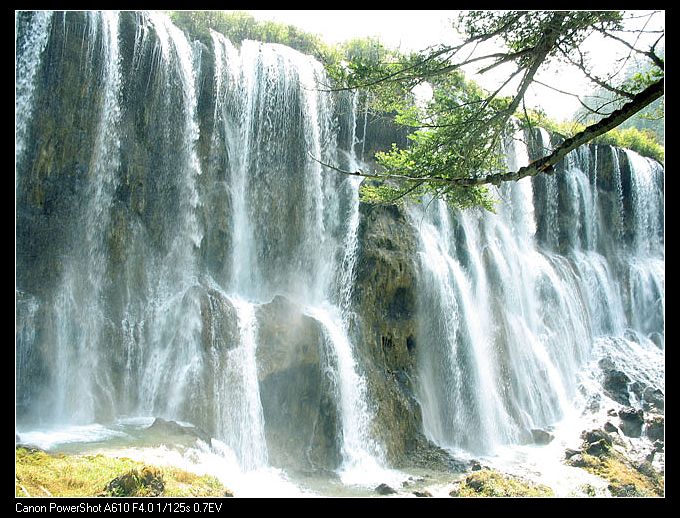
[653,440,664,452]
[607,408,618,417]
[585,439,610,457]
[581,428,613,446]
[564,448,580,459]
[645,416,664,442]
[147,418,211,444]
[642,387,664,412]
[602,369,631,405]
[531,428,554,444]
[619,408,644,438]
[567,454,588,468]
[375,483,397,495]
[413,490,432,497]
[603,421,618,434]
[255,295,340,472]
[470,459,483,471]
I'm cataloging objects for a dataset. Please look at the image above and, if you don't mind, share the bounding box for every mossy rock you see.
[105,466,164,497]
[566,450,663,497]
[449,469,554,497]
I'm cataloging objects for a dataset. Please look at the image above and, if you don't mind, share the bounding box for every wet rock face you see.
[255,295,340,472]
[618,408,645,438]
[352,202,437,466]
[645,417,664,442]
[599,359,631,405]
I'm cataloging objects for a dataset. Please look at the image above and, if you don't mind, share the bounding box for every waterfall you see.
[48,11,122,423]
[412,129,663,454]
[15,11,53,171]
[15,11,663,492]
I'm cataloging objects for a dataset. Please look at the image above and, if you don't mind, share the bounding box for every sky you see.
[231,10,664,122]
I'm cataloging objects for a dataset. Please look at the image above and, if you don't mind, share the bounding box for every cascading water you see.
[16,11,391,489]
[412,127,663,456]
[16,11,663,496]
[15,10,53,171]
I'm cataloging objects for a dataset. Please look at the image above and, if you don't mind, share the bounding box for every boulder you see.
[642,387,664,413]
[147,418,211,444]
[531,428,554,445]
[105,466,164,497]
[619,408,644,438]
[255,295,340,472]
[585,439,610,457]
[567,454,588,468]
[375,483,397,495]
[413,490,432,497]
[645,416,664,442]
[564,448,580,459]
[470,459,483,471]
[581,428,613,447]
[602,369,631,405]
[603,422,618,434]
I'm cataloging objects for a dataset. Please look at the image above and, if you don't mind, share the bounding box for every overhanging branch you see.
[311,78,663,188]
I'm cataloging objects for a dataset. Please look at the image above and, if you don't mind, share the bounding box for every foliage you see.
[327,10,663,208]
[594,127,664,163]
[15,447,230,497]
[169,11,341,64]
[449,469,554,497]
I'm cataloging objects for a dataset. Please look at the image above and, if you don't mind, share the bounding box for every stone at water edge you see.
[645,416,664,442]
[581,429,613,447]
[642,387,664,412]
[585,440,610,457]
[375,483,397,495]
[531,428,554,444]
[566,454,588,468]
[146,417,212,444]
[413,490,432,497]
[618,408,644,438]
[564,448,580,459]
[600,364,631,406]
[603,422,618,434]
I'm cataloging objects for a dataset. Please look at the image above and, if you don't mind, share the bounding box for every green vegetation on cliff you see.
[168,11,341,64]
[15,447,231,497]
[519,110,664,163]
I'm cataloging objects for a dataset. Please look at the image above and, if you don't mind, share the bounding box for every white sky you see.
[234,10,664,122]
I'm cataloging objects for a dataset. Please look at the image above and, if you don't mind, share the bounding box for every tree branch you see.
[312,79,663,188]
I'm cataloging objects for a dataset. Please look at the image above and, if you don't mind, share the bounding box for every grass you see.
[575,451,663,497]
[449,469,554,497]
[15,447,232,497]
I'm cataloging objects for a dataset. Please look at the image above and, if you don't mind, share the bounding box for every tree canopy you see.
[322,10,664,208]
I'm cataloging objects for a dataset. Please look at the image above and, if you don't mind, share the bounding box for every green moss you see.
[15,447,232,497]
[576,451,663,497]
[449,469,554,497]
